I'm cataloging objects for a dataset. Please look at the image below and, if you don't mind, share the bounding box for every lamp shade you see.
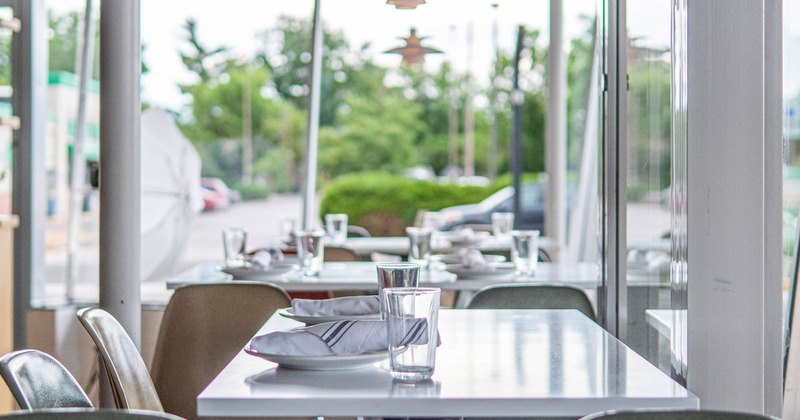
[384,27,443,66]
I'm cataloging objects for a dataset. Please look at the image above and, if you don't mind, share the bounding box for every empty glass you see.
[492,212,515,242]
[295,230,325,276]
[279,217,297,243]
[384,287,440,383]
[376,263,420,319]
[222,227,248,267]
[511,230,540,277]
[406,227,433,268]
[325,213,349,245]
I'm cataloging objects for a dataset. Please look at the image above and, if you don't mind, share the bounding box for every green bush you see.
[233,182,270,201]
[319,172,503,236]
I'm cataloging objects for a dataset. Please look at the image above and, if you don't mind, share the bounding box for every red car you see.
[201,178,232,211]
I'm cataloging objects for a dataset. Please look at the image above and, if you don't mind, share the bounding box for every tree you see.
[318,92,422,178]
[179,18,233,85]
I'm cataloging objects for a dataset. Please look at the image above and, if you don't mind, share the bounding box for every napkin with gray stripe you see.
[249,318,433,356]
[291,295,380,317]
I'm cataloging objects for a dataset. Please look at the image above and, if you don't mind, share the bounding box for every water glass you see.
[295,230,325,276]
[511,230,540,277]
[492,212,515,242]
[279,217,297,242]
[383,287,440,383]
[222,227,248,268]
[376,263,420,319]
[325,213,349,245]
[406,227,433,268]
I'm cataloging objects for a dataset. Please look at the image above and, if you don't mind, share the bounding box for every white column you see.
[684,0,782,414]
[302,0,323,230]
[99,0,141,346]
[545,0,567,261]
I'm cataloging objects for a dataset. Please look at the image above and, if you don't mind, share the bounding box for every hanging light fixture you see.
[384,27,443,66]
[386,0,426,10]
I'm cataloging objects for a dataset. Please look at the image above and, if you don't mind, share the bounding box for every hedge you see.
[319,172,506,236]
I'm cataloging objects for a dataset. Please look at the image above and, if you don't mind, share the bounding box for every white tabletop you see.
[198,309,698,418]
[345,235,558,259]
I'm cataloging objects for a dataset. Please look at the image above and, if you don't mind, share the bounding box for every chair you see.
[149,282,291,420]
[579,409,779,420]
[0,408,185,419]
[347,225,371,238]
[76,307,164,412]
[0,349,93,410]
[324,246,363,262]
[466,284,596,321]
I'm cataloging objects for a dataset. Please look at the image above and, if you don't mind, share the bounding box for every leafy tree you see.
[318,92,422,178]
[179,17,233,85]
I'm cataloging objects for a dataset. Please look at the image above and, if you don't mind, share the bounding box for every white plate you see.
[278,307,381,325]
[431,254,506,265]
[438,230,491,245]
[219,263,297,280]
[445,262,517,280]
[243,346,390,370]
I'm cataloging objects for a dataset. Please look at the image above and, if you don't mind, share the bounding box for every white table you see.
[345,235,559,261]
[198,309,698,418]
[166,261,457,292]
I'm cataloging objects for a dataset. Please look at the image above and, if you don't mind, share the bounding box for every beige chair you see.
[0,409,185,420]
[76,307,163,412]
[0,349,93,410]
[579,409,779,420]
[466,284,596,321]
[324,246,363,262]
[149,282,291,420]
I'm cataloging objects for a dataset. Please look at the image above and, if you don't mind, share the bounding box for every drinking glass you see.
[295,230,325,276]
[376,263,420,319]
[492,212,515,242]
[222,227,248,268]
[384,287,440,383]
[325,213,349,245]
[406,227,433,268]
[279,217,297,243]
[511,230,540,277]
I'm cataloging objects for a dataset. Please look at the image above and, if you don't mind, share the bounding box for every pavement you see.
[43,193,311,303]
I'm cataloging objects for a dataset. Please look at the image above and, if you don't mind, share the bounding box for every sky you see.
[48,0,799,109]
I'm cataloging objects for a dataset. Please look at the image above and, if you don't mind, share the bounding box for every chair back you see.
[579,409,779,420]
[466,284,596,321]
[324,246,362,262]
[150,282,291,420]
[76,307,163,412]
[0,408,185,419]
[0,349,93,410]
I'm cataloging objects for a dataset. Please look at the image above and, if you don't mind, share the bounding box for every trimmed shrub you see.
[319,172,503,236]
[234,182,270,201]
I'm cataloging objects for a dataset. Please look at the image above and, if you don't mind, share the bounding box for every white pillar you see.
[302,0,323,230]
[99,0,141,346]
[682,0,782,414]
[545,0,567,261]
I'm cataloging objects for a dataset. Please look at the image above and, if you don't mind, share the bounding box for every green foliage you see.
[318,93,422,179]
[319,172,497,235]
[233,182,270,201]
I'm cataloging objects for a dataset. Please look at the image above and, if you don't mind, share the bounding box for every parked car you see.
[201,177,235,211]
[438,181,573,234]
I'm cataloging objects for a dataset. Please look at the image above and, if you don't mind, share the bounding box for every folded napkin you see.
[292,295,380,317]
[246,247,285,269]
[249,318,433,356]
[458,247,493,270]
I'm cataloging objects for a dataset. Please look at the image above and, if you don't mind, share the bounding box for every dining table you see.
[344,234,559,261]
[197,308,699,418]
[165,260,603,308]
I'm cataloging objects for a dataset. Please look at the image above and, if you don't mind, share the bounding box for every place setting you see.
[216,227,299,280]
[442,229,541,280]
[244,262,442,382]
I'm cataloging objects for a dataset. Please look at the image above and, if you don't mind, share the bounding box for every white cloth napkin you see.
[458,247,493,269]
[291,295,380,317]
[249,318,432,356]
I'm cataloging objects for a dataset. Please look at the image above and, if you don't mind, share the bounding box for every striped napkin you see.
[292,295,380,317]
[249,318,431,356]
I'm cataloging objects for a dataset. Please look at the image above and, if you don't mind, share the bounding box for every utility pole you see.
[463,23,475,177]
[242,71,253,184]
[488,3,500,180]
[447,25,459,181]
[511,25,525,224]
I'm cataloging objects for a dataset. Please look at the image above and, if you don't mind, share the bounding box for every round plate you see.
[243,346,390,370]
[438,230,491,245]
[445,262,517,280]
[431,254,506,265]
[219,263,297,280]
[278,308,381,325]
